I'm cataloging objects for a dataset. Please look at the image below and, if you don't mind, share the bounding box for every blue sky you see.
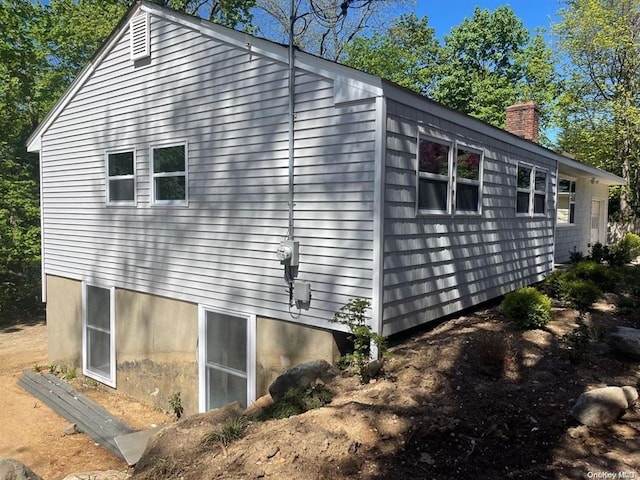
[412,1,563,38]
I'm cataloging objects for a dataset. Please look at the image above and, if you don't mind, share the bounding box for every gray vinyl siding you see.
[382,100,556,335]
[40,13,376,329]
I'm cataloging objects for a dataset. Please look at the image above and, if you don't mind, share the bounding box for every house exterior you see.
[27,1,624,415]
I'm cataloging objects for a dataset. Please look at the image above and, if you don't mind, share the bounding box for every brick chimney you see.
[505,101,539,143]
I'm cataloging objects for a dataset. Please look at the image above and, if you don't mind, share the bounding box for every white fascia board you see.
[558,157,625,186]
[27,4,140,153]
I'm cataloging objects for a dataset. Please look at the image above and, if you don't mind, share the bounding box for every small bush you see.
[571,260,620,292]
[569,247,584,264]
[501,287,553,329]
[564,279,602,312]
[561,316,590,363]
[543,270,574,299]
[257,384,333,420]
[588,242,607,264]
[168,392,184,419]
[202,415,248,446]
[608,233,640,265]
[330,298,388,383]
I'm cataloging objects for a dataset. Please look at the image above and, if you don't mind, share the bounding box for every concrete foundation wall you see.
[256,316,342,398]
[115,289,198,415]
[46,275,82,368]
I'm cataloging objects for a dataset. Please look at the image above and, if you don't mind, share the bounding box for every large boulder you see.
[570,386,638,427]
[606,326,640,360]
[268,360,338,402]
[0,459,42,480]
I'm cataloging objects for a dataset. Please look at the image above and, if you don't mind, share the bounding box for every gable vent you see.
[130,12,150,61]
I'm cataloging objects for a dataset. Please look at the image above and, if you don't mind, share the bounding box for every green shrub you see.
[329,298,388,383]
[561,316,590,363]
[257,384,333,420]
[564,279,602,312]
[543,270,574,299]
[501,287,553,329]
[608,233,640,265]
[569,247,584,264]
[588,242,607,264]
[168,392,184,419]
[571,260,620,292]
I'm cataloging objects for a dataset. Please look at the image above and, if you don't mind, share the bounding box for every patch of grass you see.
[32,363,43,373]
[47,363,58,374]
[60,364,77,379]
[202,415,249,446]
[257,383,333,421]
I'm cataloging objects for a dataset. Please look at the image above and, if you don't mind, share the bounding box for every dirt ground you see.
[2,289,640,480]
[0,318,172,480]
[133,294,640,480]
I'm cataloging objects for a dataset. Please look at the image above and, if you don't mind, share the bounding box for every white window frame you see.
[557,176,577,226]
[150,141,188,206]
[453,142,483,215]
[533,168,548,216]
[516,162,534,216]
[198,305,256,413]
[516,163,548,217]
[105,148,136,206]
[82,282,116,388]
[416,133,453,215]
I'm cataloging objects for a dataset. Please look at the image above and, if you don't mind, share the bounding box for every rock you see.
[606,326,640,360]
[365,359,383,379]
[62,423,80,436]
[268,360,338,402]
[570,386,639,427]
[0,459,43,480]
[61,472,131,480]
[244,394,274,417]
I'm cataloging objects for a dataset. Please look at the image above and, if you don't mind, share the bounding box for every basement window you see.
[130,12,150,61]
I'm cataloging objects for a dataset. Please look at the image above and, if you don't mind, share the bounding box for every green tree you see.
[151,0,256,29]
[554,0,640,218]
[343,14,440,95]
[432,6,559,135]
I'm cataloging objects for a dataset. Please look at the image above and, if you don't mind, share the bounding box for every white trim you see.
[556,176,577,225]
[371,95,386,354]
[40,139,46,303]
[149,140,189,207]
[453,141,483,215]
[416,133,453,215]
[105,148,137,206]
[198,304,256,413]
[82,282,116,388]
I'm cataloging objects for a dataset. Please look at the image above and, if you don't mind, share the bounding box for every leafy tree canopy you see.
[554,0,640,216]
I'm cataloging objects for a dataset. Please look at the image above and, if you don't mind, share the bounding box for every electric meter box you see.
[276,240,299,266]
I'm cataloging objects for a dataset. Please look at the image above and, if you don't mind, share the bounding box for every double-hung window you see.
[557,177,576,224]
[417,136,451,213]
[455,146,482,214]
[516,163,547,216]
[151,143,188,206]
[106,150,135,205]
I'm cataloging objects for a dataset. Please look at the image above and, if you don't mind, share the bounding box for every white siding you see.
[40,13,377,330]
[554,179,610,263]
[382,100,557,335]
